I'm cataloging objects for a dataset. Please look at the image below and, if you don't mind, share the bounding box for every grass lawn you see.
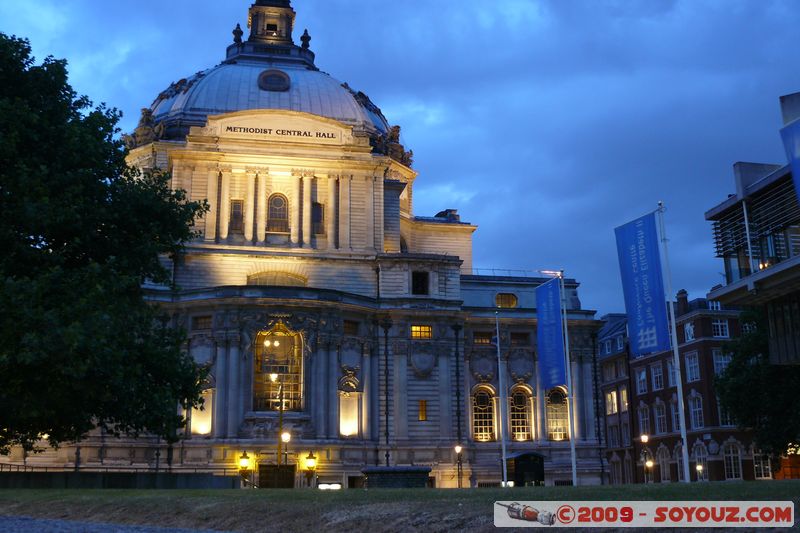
[0,480,798,532]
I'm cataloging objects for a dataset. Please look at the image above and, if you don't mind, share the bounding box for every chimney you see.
[676,289,689,316]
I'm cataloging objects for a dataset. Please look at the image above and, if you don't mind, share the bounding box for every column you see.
[302,174,313,248]
[314,340,327,439]
[535,360,547,443]
[571,358,582,441]
[227,336,241,438]
[218,169,232,241]
[339,175,351,250]
[327,175,337,250]
[499,356,510,442]
[290,175,301,245]
[327,341,340,438]
[361,349,371,439]
[213,337,228,439]
[394,345,408,439]
[365,176,375,251]
[438,348,452,439]
[256,169,267,244]
[205,167,219,242]
[244,170,256,242]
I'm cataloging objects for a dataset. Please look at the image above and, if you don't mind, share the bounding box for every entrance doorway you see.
[506,452,545,486]
[259,464,296,488]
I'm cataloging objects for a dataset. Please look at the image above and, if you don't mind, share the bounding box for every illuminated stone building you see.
[5,0,604,487]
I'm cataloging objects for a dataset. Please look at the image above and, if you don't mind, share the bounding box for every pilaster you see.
[218,167,232,240]
[244,169,256,241]
[302,173,313,248]
[327,175,337,249]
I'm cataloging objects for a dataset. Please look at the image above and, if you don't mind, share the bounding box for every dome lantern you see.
[247,0,296,45]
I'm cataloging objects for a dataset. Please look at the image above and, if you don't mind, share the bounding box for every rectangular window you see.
[616,336,624,350]
[191,315,213,331]
[654,403,667,434]
[312,202,324,234]
[608,425,620,447]
[418,400,427,421]
[690,397,704,430]
[603,362,616,381]
[712,319,729,338]
[671,401,681,432]
[717,397,734,427]
[713,349,732,375]
[708,300,721,311]
[638,406,650,435]
[411,325,432,340]
[651,364,664,391]
[636,369,648,394]
[473,332,492,345]
[621,422,631,446]
[620,386,628,412]
[605,340,612,354]
[616,358,627,378]
[190,389,214,435]
[343,320,359,336]
[229,199,244,234]
[666,359,676,387]
[411,271,430,295]
[510,332,529,346]
[753,453,772,480]
[605,390,618,415]
[685,352,700,382]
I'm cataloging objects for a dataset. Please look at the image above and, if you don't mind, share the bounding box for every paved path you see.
[0,516,231,533]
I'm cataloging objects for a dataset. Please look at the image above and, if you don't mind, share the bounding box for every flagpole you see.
[559,272,578,487]
[657,201,692,483]
[495,310,509,487]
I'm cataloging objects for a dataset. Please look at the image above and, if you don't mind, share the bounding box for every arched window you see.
[657,447,671,482]
[723,443,742,480]
[509,386,533,441]
[693,443,709,481]
[253,322,303,412]
[267,193,289,233]
[473,387,495,442]
[689,394,704,429]
[546,388,568,441]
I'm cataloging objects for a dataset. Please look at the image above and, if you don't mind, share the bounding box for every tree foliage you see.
[0,34,208,453]
[716,309,800,460]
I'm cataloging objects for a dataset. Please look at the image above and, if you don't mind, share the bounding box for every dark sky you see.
[4,0,800,316]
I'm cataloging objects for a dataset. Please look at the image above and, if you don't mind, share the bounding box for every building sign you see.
[614,212,671,358]
[206,111,352,146]
[536,277,566,389]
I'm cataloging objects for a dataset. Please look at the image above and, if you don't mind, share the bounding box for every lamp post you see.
[380,316,393,467]
[305,451,317,487]
[639,435,650,484]
[455,445,463,489]
[270,372,286,466]
[239,451,251,488]
[696,463,704,482]
[281,431,291,466]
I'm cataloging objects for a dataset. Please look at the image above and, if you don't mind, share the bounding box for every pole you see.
[657,201,692,483]
[591,331,605,484]
[452,324,463,446]
[495,311,508,486]
[278,379,284,466]
[741,200,757,273]
[560,273,578,487]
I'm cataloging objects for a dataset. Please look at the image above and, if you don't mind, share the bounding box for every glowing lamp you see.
[454,445,463,455]
[640,434,649,443]
[645,460,654,469]
[239,451,250,470]
[281,431,291,443]
[269,373,278,383]
[696,464,704,472]
[305,451,317,471]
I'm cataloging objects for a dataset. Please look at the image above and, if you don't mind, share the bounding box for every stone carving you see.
[371,125,414,167]
[470,353,496,382]
[300,29,311,50]
[122,108,165,149]
[508,349,534,383]
[233,23,243,44]
[410,345,436,378]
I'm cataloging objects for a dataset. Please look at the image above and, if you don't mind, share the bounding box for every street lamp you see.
[239,451,251,488]
[640,434,649,444]
[645,459,654,483]
[696,463,704,481]
[305,451,317,487]
[454,445,463,489]
[281,431,291,466]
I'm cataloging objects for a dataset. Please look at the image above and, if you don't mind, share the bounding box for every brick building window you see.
[723,443,742,480]
[638,405,650,435]
[685,352,700,382]
[654,403,667,434]
[712,319,729,338]
[637,369,648,394]
[689,395,704,429]
[651,364,664,390]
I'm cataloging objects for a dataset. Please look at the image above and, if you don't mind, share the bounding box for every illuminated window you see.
[723,443,742,480]
[473,332,492,345]
[693,444,709,481]
[253,323,303,412]
[605,390,618,415]
[339,392,359,437]
[410,325,432,339]
[509,387,533,441]
[190,389,214,436]
[418,400,428,421]
[546,389,568,441]
[229,199,244,234]
[267,194,289,233]
[495,293,518,308]
[472,388,495,442]
[620,386,628,412]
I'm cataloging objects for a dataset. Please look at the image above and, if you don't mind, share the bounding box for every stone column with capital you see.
[535,359,547,443]
[290,175,301,245]
[365,176,375,251]
[302,174,313,248]
[226,334,241,438]
[218,169,232,241]
[327,175,337,249]
[244,170,256,242]
[327,340,340,438]
[213,336,228,439]
[339,175,351,250]
[256,169,267,244]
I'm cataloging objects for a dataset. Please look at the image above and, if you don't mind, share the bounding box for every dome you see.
[151,61,390,139]
[147,1,390,142]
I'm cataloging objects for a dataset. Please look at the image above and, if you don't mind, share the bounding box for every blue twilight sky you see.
[3,0,800,316]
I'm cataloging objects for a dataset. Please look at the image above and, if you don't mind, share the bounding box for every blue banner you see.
[615,212,671,357]
[536,277,566,389]
[781,119,800,202]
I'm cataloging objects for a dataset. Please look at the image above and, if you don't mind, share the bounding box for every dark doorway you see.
[506,452,545,487]
[259,464,296,488]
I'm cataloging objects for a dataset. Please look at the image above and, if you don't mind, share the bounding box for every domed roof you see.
[151,61,389,138]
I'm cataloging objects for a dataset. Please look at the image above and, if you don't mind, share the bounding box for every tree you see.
[0,34,208,454]
[716,309,800,461]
